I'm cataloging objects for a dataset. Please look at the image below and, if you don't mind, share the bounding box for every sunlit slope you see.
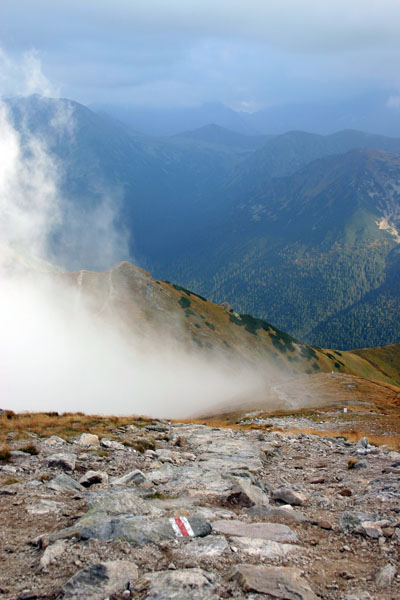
[61,261,400,387]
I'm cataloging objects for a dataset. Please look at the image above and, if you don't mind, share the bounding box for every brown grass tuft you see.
[0,443,11,462]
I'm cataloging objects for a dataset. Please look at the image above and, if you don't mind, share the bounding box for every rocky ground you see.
[0,419,399,599]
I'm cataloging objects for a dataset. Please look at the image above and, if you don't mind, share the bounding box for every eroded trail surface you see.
[1,420,400,599]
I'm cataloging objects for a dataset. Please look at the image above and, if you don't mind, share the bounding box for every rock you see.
[344,592,372,600]
[356,437,369,448]
[225,479,269,508]
[27,499,64,515]
[375,564,396,587]
[40,540,67,569]
[62,560,138,599]
[360,521,383,538]
[230,537,300,559]
[78,433,99,447]
[272,486,306,506]
[86,489,162,516]
[353,459,368,469]
[247,505,307,524]
[318,519,333,530]
[79,471,108,488]
[100,438,125,450]
[340,512,376,534]
[230,565,318,599]
[78,514,212,545]
[144,568,219,600]
[212,520,298,543]
[175,536,229,558]
[46,474,85,493]
[112,469,147,486]
[46,453,76,472]
[42,435,67,446]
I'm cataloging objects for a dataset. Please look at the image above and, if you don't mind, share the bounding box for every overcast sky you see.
[1,0,400,111]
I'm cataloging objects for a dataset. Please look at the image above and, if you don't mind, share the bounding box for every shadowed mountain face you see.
[158,149,400,349]
[5,95,400,349]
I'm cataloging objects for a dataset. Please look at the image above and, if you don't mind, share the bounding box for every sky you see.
[1,0,400,111]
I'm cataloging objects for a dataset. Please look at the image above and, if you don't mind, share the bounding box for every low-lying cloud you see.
[0,54,287,418]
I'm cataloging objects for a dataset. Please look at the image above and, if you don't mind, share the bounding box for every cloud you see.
[0,51,286,418]
[1,1,400,109]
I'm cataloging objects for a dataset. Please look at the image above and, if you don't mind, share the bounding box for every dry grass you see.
[0,411,156,444]
[0,443,11,462]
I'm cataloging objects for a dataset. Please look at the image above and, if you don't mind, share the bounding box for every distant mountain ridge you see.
[5,94,400,349]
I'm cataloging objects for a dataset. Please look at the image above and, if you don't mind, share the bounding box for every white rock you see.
[40,540,67,569]
[79,470,108,487]
[112,469,146,486]
[375,564,397,588]
[46,453,76,472]
[79,433,99,447]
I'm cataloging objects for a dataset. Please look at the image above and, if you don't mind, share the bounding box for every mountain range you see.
[5,94,400,349]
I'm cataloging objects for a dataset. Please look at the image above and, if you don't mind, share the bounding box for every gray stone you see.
[86,489,162,516]
[100,438,125,450]
[225,479,269,508]
[46,453,76,472]
[40,540,67,569]
[46,474,85,493]
[353,459,368,469]
[375,564,396,587]
[272,486,307,506]
[230,565,318,599]
[178,536,229,558]
[112,469,146,486]
[78,514,212,545]
[79,470,108,488]
[144,568,219,600]
[230,537,300,559]
[212,520,298,543]
[27,499,64,515]
[360,521,383,538]
[340,512,377,534]
[356,437,369,448]
[62,560,138,599]
[42,435,67,446]
[78,433,99,447]
[344,592,372,600]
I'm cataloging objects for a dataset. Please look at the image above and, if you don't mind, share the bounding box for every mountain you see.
[5,95,251,269]
[154,149,400,349]
[92,92,400,138]
[89,101,258,136]
[6,95,400,349]
[174,124,271,150]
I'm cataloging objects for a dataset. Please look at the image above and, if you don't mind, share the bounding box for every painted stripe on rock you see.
[169,516,195,537]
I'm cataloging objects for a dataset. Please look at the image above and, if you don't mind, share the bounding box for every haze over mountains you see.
[5,94,400,350]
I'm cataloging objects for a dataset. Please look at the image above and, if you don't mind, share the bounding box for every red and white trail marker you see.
[169,516,195,537]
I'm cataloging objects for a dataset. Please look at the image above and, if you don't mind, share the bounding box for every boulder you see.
[78,514,212,545]
[62,561,138,599]
[230,565,318,599]
[112,469,147,486]
[144,568,219,600]
[272,486,307,506]
[79,433,99,447]
[79,471,108,488]
[40,540,67,569]
[225,479,269,508]
[47,474,85,493]
[46,453,76,472]
[375,564,397,588]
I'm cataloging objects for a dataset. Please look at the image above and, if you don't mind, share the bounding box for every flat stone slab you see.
[47,474,85,493]
[86,489,162,517]
[144,568,219,600]
[46,453,76,472]
[62,560,138,599]
[230,536,300,559]
[212,520,298,543]
[177,536,229,558]
[230,565,318,600]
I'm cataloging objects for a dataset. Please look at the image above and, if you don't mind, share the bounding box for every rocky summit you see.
[1,418,399,599]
